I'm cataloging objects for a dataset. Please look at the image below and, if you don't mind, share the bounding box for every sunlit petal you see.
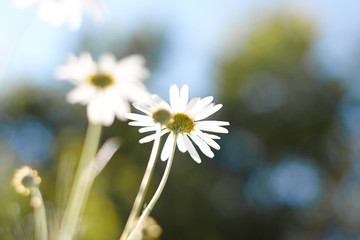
[169,84,180,112]
[179,85,189,112]
[182,134,201,163]
[177,135,187,153]
[189,133,214,158]
[161,132,175,161]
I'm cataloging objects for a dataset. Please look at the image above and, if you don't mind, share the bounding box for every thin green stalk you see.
[127,134,178,240]
[32,187,48,240]
[58,123,102,240]
[119,125,162,240]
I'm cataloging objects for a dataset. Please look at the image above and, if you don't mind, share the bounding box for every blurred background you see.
[1,0,360,239]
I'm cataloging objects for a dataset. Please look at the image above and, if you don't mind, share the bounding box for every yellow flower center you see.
[90,73,114,88]
[152,109,172,124]
[166,113,195,134]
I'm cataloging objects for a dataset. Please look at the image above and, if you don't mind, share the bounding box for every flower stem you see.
[31,187,48,240]
[58,123,102,240]
[119,125,162,240]
[127,134,178,240]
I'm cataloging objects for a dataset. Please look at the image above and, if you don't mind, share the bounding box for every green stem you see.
[127,134,178,240]
[119,125,162,240]
[32,187,48,240]
[58,123,102,240]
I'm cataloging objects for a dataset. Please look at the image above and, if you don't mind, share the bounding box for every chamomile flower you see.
[127,85,229,163]
[55,52,150,126]
[12,166,42,196]
[13,0,106,30]
[132,217,162,240]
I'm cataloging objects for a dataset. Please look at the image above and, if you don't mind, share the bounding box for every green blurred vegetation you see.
[0,13,358,240]
[220,14,348,177]
[218,14,350,239]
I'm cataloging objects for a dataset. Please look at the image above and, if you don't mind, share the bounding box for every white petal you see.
[38,0,69,28]
[66,85,96,104]
[133,102,152,115]
[194,129,220,150]
[196,125,229,134]
[113,97,131,121]
[98,53,117,73]
[196,120,230,127]
[87,95,103,125]
[139,129,167,143]
[184,97,200,114]
[203,133,221,140]
[187,96,214,117]
[139,126,158,133]
[55,52,96,84]
[193,104,223,121]
[169,85,180,112]
[190,103,214,120]
[79,52,96,71]
[102,102,116,126]
[139,133,157,144]
[97,91,116,126]
[118,54,146,69]
[161,132,174,161]
[176,135,187,153]
[182,134,201,163]
[129,121,155,127]
[125,84,150,103]
[179,85,189,112]
[189,133,214,158]
[150,94,172,111]
[115,54,149,82]
[125,113,153,122]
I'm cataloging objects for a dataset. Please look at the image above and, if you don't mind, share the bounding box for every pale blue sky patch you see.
[1,0,360,97]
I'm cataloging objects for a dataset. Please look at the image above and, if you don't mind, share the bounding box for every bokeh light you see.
[5,118,54,163]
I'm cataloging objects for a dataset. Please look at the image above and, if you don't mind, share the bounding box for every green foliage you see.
[222,14,313,101]
[220,14,347,177]
[217,13,351,239]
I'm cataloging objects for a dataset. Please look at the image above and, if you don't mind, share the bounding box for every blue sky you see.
[1,0,360,99]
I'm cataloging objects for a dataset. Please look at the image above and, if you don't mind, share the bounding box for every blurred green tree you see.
[220,14,347,177]
[216,13,350,239]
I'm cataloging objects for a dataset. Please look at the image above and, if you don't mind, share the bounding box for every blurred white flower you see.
[13,0,106,30]
[55,52,150,126]
[12,165,42,196]
[127,85,229,163]
[132,217,162,240]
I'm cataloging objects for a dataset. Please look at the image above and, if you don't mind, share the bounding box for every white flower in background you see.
[127,85,229,163]
[132,217,162,240]
[12,166,42,196]
[13,0,106,30]
[55,52,150,126]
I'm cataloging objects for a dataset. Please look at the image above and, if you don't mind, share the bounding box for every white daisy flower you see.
[13,0,106,30]
[55,52,150,126]
[127,85,229,163]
